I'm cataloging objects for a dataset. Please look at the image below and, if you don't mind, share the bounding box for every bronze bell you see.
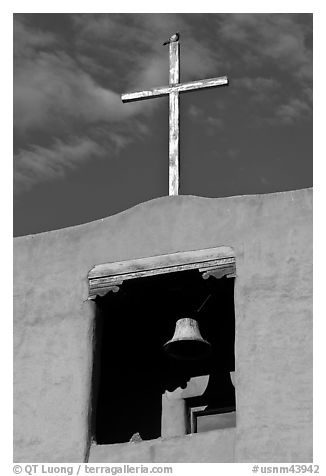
[163,318,211,360]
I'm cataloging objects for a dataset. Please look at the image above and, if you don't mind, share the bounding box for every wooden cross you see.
[121,36,229,196]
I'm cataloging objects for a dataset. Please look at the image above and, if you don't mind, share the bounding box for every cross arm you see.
[121,85,172,103]
[177,75,229,93]
[121,75,229,103]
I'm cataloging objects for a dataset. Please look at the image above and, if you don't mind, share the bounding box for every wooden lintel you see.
[89,258,234,289]
[88,247,236,300]
[89,247,235,279]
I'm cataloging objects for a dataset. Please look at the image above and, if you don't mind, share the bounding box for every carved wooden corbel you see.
[199,265,236,281]
[88,282,122,300]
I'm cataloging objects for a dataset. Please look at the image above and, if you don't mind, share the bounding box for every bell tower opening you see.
[89,250,236,445]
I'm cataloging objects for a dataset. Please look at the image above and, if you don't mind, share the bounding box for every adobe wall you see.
[13,188,312,462]
[88,429,235,463]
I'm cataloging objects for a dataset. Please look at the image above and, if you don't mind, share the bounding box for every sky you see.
[13,13,313,236]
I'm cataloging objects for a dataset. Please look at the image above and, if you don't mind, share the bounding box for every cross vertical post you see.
[169,41,180,196]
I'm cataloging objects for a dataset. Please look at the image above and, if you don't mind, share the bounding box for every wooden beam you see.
[169,41,180,85]
[88,258,235,299]
[88,247,235,279]
[168,41,180,195]
[88,246,236,300]
[90,258,235,287]
[121,88,169,103]
[169,89,179,196]
[121,76,229,103]
[177,76,229,93]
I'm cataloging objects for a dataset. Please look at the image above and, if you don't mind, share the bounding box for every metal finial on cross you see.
[121,34,229,196]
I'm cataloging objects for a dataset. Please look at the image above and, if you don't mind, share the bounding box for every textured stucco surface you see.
[161,375,210,438]
[88,429,235,463]
[13,188,312,462]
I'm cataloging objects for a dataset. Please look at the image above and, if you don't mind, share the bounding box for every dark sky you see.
[13,13,312,236]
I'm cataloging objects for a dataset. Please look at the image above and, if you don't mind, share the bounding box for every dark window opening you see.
[185,371,236,434]
[189,405,236,434]
[91,268,235,445]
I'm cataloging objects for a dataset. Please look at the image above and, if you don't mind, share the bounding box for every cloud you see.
[217,14,312,127]
[14,120,151,193]
[14,15,169,136]
[14,137,106,194]
[14,48,151,133]
[233,76,280,103]
[207,116,224,130]
[15,14,312,132]
[13,13,312,195]
[234,77,279,92]
[188,104,224,132]
[14,15,175,192]
[227,148,240,160]
[72,13,186,50]
[71,14,186,89]
[232,73,311,126]
[275,97,311,125]
[188,104,201,118]
[72,14,221,87]
[14,14,217,135]
[14,15,58,58]
[218,14,312,82]
[14,13,224,137]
